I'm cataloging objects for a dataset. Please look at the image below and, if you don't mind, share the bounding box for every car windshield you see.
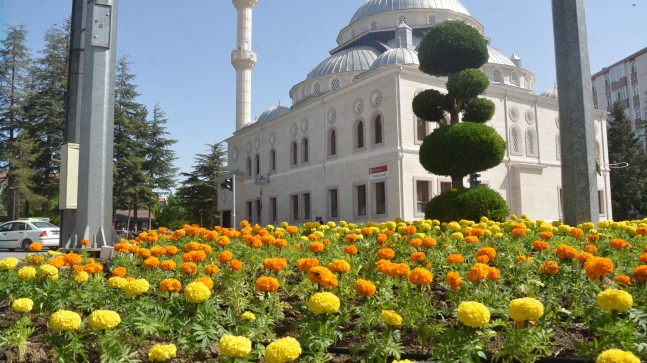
[31,222,58,228]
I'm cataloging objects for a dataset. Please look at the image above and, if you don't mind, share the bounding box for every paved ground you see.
[0,250,30,259]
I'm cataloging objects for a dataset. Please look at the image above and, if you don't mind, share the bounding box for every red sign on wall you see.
[369,165,388,179]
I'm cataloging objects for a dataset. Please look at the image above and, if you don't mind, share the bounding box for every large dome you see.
[257,105,289,123]
[350,0,471,24]
[370,47,419,69]
[307,46,380,80]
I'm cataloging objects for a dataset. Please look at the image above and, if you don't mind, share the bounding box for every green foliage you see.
[412,89,447,123]
[425,187,509,222]
[418,21,488,77]
[462,98,495,123]
[419,123,505,178]
[446,69,489,101]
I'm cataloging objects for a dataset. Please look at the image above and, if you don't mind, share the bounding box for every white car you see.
[0,220,60,251]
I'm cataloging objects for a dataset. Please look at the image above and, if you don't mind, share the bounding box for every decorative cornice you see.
[232,0,257,10]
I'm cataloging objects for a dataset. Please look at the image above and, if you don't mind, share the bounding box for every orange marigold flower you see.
[308,242,325,253]
[218,250,233,264]
[112,266,127,277]
[487,267,500,280]
[376,234,387,245]
[48,256,66,268]
[230,259,243,271]
[634,265,647,282]
[28,242,43,251]
[570,228,584,239]
[138,248,151,259]
[327,259,351,274]
[377,248,395,260]
[476,248,496,262]
[64,252,83,266]
[446,271,462,290]
[194,276,214,290]
[180,262,198,275]
[409,238,423,248]
[410,252,426,262]
[150,245,166,257]
[610,238,630,250]
[361,227,373,236]
[424,237,437,247]
[217,236,230,247]
[636,227,647,235]
[307,233,320,242]
[467,263,490,282]
[476,255,490,264]
[614,274,632,287]
[84,262,103,274]
[639,253,647,263]
[408,267,433,285]
[160,260,177,271]
[165,245,178,255]
[160,278,182,293]
[114,243,129,253]
[471,228,485,237]
[447,254,464,264]
[127,245,139,254]
[576,252,593,263]
[273,238,288,248]
[182,250,206,263]
[403,225,417,235]
[533,240,550,251]
[199,244,212,255]
[80,239,89,247]
[297,258,319,272]
[343,245,358,255]
[286,225,299,235]
[555,244,578,260]
[515,255,533,263]
[465,235,479,243]
[182,241,201,252]
[584,256,614,280]
[585,245,598,253]
[511,227,525,237]
[587,234,600,243]
[540,261,559,275]
[143,256,160,269]
[539,231,553,240]
[263,258,288,272]
[345,234,360,243]
[308,266,338,288]
[354,279,376,297]
[204,264,220,275]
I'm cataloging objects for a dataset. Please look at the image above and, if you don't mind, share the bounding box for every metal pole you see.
[12,188,16,220]
[233,174,236,228]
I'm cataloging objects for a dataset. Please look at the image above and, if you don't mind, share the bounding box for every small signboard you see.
[369,165,388,180]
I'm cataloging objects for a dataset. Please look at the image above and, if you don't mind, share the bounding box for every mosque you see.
[219,0,611,226]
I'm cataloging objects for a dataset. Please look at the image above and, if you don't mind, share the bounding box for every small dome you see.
[307,46,380,80]
[487,46,516,67]
[257,105,289,123]
[350,0,471,24]
[540,84,558,99]
[370,47,419,69]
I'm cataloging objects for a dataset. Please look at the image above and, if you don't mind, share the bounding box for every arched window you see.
[373,114,383,144]
[511,72,519,86]
[313,82,321,96]
[254,154,260,175]
[302,137,309,163]
[525,129,536,156]
[492,69,503,83]
[290,141,298,166]
[269,149,276,171]
[246,157,252,176]
[556,135,561,160]
[328,128,337,156]
[356,120,365,149]
[331,78,340,91]
[510,127,520,154]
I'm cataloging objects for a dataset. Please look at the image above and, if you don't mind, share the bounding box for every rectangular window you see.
[270,197,277,223]
[416,180,430,213]
[303,193,311,220]
[634,83,640,97]
[636,106,642,120]
[291,195,299,221]
[375,182,386,215]
[631,61,637,74]
[610,65,625,83]
[255,199,262,225]
[416,118,428,143]
[598,190,605,215]
[613,87,627,101]
[246,201,253,221]
[356,184,366,216]
[607,94,612,108]
[440,181,452,193]
[604,74,609,86]
[329,188,338,219]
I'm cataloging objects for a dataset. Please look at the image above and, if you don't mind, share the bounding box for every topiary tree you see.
[413,20,508,220]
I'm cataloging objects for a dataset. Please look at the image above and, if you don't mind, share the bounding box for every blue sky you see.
[3,0,645,176]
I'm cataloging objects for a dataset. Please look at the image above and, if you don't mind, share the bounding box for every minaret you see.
[232,0,257,130]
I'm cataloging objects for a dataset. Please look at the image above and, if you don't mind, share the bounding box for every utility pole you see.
[552,0,600,225]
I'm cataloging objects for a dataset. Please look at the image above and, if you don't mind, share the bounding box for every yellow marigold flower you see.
[184,281,211,303]
[49,310,82,331]
[508,297,544,322]
[596,348,640,363]
[457,301,490,328]
[88,310,121,330]
[265,336,302,363]
[327,259,351,274]
[381,310,403,326]
[123,278,150,296]
[148,343,177,362]
[241,311,256,321]
[449,232,464,241]
[307,292,340,315]
[38,264,59,280]
[17,266,36,280]
[12,298,34,313]
[107,276,128,289]
[74,271,90,284]
[219,335,252,358]
[0,257,20,271]
[597,289,633,312]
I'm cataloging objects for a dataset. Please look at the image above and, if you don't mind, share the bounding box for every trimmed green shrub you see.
[412,89,447,123]
[462,98,496,123]
[425,187,509,222]
[446,69,489,100]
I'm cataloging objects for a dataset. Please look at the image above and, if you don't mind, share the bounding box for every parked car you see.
[0,220,60,251]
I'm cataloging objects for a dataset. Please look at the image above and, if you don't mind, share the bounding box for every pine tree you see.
[607,101,646,220]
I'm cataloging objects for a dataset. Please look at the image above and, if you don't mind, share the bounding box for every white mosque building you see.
[219,0,612,227]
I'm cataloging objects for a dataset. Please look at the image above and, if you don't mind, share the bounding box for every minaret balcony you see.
[231,49,257,70]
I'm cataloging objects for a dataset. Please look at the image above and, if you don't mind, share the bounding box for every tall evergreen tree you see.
[607,101,646,220]
[21,21,69,216]
[0,25,31,218]
[176,143,227,227]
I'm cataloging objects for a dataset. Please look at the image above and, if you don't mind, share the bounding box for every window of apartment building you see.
[328,128,337,156]
[610,65,625,83]
[255,199,261,224]
[329,188,338,219]
[269,197,277,224]
[291,195,299,221]
[303,193,311,220]
[356,120,365,149]
[634,83,640,97]
[246,201,253,221]
[607,94,612,108]
[631,60,637,74]
[356,184,367,216]
[604,74,609,86]
[416,117,429,143]
[416,180,430,213]
[254,154,260,176]
[290,141,298,166]
[636,105,642,120]
[439,181,452,194]
[375,181,386,215]
[612,87,627,101]
[246,157,252,177]
[302,137,309,163]
[373,114,383,145]
[270,149,276,171]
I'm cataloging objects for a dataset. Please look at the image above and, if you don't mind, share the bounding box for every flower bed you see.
[1,217,646,362]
